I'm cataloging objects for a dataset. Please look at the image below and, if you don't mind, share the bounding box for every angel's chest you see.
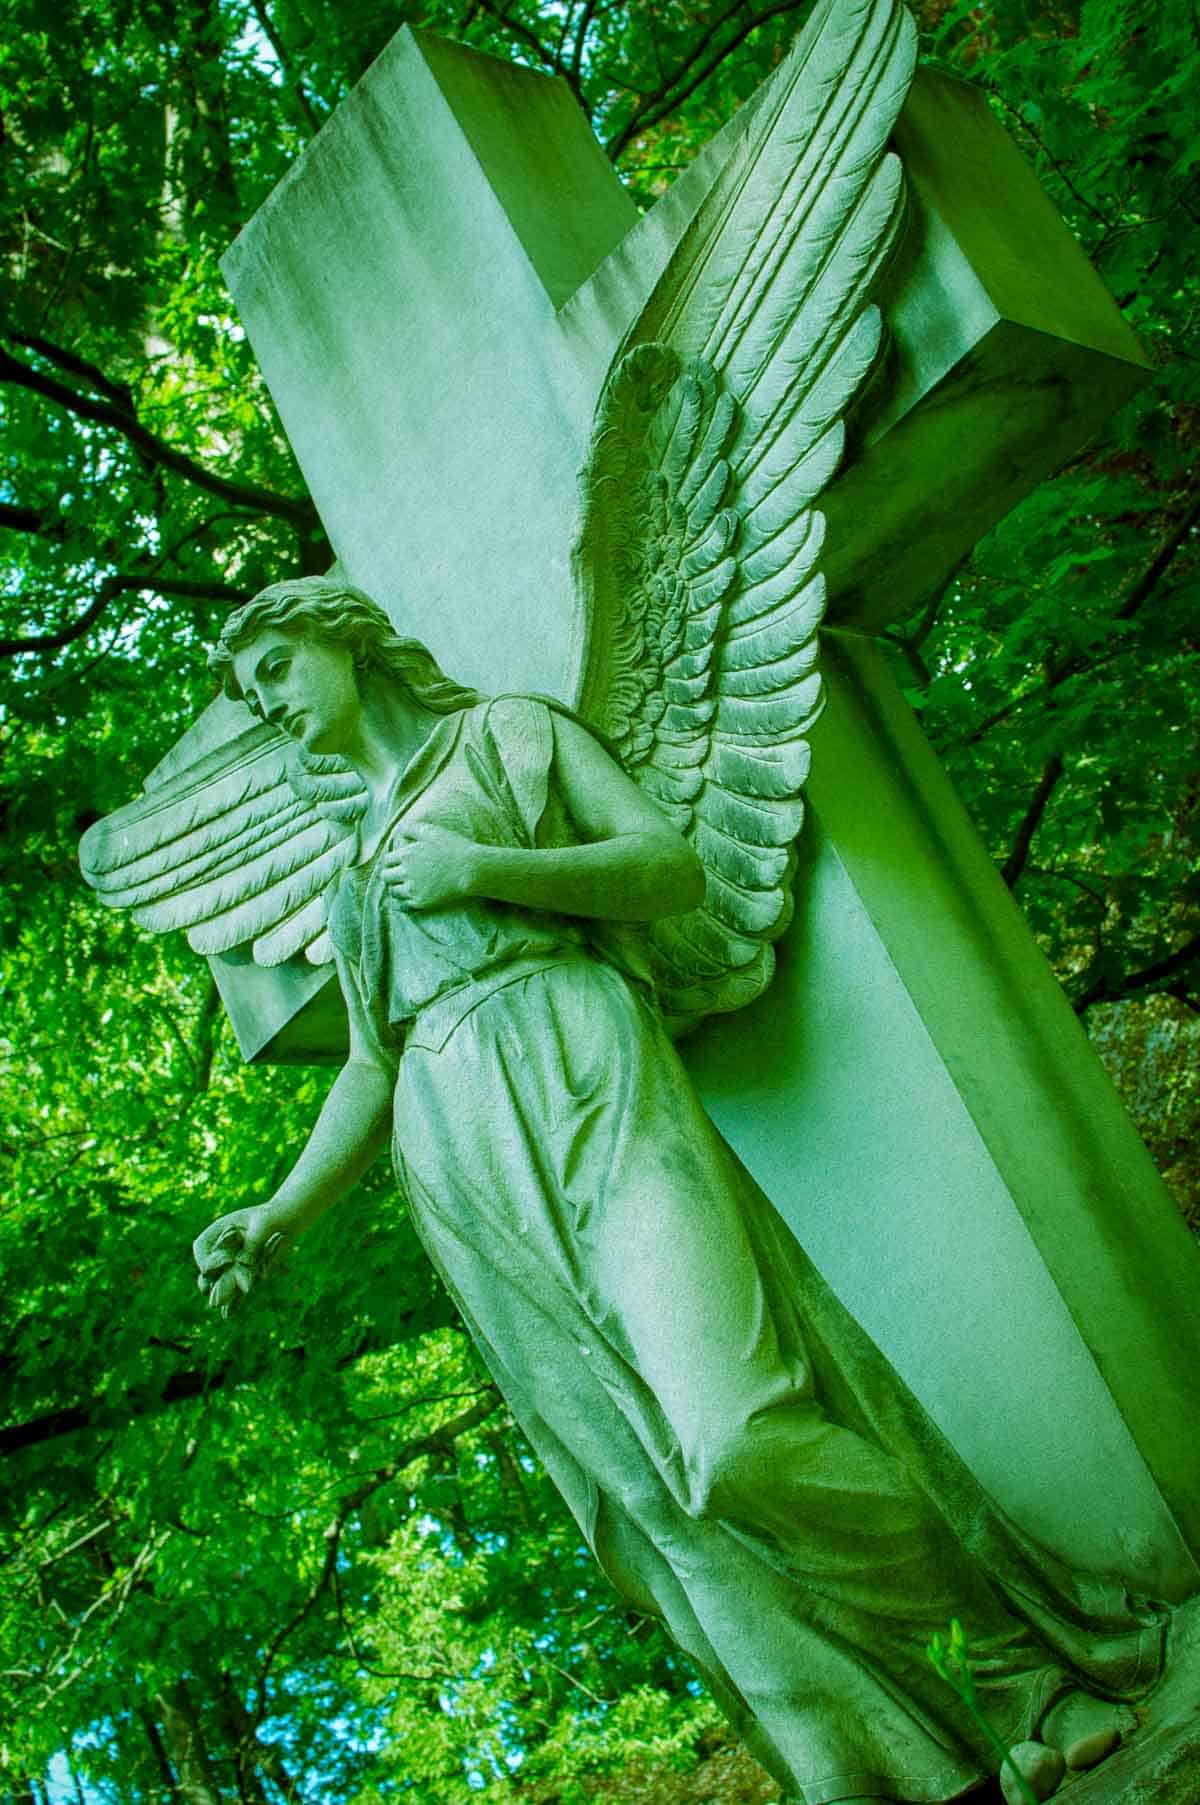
[387,746,521,850]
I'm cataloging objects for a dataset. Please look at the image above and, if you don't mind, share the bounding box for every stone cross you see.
[160,28,1200,1598]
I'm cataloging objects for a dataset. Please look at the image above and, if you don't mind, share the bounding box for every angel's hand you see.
[193,1205,288,1317]
[382,824,481,911]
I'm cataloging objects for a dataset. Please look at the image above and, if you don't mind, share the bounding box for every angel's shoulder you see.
[476,691,554,731]
[466,692,560,763]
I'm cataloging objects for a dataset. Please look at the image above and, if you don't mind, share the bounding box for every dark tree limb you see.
[190,978,223,1098]
[0,342,316,527]
[0,1365,226,1458]
[1114,486,1200,621]
[2,501,258,657]
[471,0,560,73]
[993,94,1117,234]
[882,559,970,690]
[570,0,599,86]
[7,329,136,413]
[0,500,69,540]
[0,1304,455,1459]
[0,574,252,658]
[249,0,323,136]
[1074,933,1200,1013]
[1000,752,1066,890]
[140,1705,181,1802]
[154,1678,222,1805]
[219,1670,297,1803]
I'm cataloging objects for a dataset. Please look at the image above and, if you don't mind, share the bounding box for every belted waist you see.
[399,951,572,1054]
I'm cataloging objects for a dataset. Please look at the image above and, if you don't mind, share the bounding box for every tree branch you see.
[0,1305,455,1459]
[139,1706,181,1802]
[0,574,252,658]
[570,0,599,85]
[968,485,1200,744]
[1114,486,1200,621]
[606,0,805,160]
[1073,933,1200,1013]
[471,0,560,73]
[0,500,69,540]
[0,342,315,527]
[249,0,323,137]
[992,95,1116,234]
[190,978,223,1098]
[1000,752,1065,890]
[252,1391,500,1717]
[8,329,137,414]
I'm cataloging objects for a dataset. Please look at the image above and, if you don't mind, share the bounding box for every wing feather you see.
[678,392,738,509]
[574,0,915,1032]
[723,592,823,663]
[707,738,812,796]
[714,677,826,741]
[253,894,330,967]
[79,720,366,968]
[719,641,821,697]
[185,840,353,956]
[97,791,322,901]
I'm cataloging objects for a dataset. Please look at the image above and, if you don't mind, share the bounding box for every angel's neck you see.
[346,686,439,822]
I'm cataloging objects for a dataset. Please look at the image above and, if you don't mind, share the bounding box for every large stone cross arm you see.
[220,25,1148,667]
[139,18,1200,1593]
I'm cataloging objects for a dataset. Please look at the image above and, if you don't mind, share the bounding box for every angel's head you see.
[209,577,479,752]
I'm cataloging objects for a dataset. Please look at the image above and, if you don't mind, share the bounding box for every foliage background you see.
[1,0,1197,1798]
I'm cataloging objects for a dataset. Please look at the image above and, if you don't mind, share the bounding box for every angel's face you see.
[232,628,362,755]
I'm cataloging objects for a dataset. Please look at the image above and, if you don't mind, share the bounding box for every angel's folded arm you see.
[467,712,704,923]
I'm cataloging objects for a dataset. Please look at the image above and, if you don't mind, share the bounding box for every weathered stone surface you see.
[999,1743,1064,1805]
[1064,1727,1121,1771]
[1056,1711,1200,1804]
[1050,1598,1200,1803]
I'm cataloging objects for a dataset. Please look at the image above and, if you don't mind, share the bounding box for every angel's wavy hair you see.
[209,576,480,714]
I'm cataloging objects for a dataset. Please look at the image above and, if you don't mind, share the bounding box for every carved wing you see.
[78,722,367,968]
[574,0,915,1033]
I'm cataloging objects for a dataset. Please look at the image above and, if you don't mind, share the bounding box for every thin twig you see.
[252,1394,500,1718]
[606,0,805,160]
[1000,752,1066,890]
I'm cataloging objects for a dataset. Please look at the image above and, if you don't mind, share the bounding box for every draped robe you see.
[327,695,1165,1805]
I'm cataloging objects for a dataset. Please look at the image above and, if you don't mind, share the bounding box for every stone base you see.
[1053,1593,1200,1805]
[966,1593,1200,1805]
[1052,1701,1200,1805]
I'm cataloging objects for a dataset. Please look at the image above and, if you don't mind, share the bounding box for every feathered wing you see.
[79,721,367,968]
[574,0,915,1033]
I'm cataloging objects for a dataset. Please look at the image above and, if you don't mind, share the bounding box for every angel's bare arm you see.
[193,1000,393,1303]
[385,713,705,921]
[480,713,704,918]
[263,1047,393,1241]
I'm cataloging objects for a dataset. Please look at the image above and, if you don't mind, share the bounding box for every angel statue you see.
[79,0,1168,1798]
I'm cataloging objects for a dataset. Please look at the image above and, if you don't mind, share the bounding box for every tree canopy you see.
[1,0,1197,1799]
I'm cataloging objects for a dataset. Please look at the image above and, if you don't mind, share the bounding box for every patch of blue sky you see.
[230,13,283,85]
